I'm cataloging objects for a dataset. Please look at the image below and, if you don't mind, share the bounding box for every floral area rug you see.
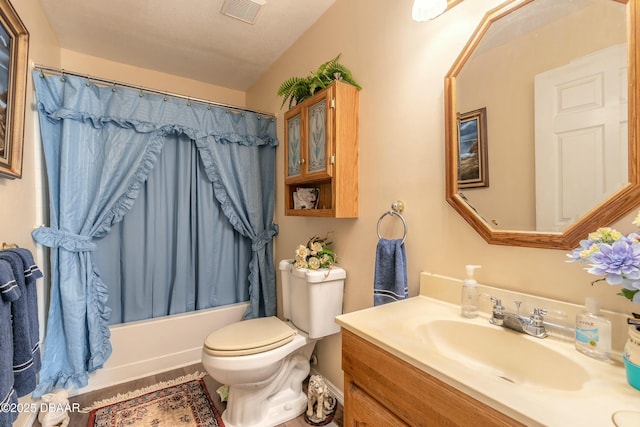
[84,372,224,426]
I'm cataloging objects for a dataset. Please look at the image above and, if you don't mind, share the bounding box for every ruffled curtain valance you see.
[34,73,278,149]
[31,71,279,396]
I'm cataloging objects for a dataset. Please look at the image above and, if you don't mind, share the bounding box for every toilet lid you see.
[204,316,297,356]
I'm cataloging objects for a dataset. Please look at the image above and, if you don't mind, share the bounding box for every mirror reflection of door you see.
[455,0,627,232]
[534,44,628,232]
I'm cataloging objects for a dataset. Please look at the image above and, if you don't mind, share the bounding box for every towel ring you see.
[377,210,407,244]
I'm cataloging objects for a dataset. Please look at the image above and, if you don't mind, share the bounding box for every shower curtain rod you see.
[33,64,276,118]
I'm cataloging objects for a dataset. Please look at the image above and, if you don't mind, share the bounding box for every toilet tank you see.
[279,260,346,339]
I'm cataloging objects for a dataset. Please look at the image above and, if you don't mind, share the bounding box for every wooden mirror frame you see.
[0,0,28,179]
[445,0,640,250]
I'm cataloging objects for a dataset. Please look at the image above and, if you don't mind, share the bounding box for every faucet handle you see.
[489,296,503,308]
[489,297,504,314]
[488,296,505,326]
[527,308,549,338]
[532,308,547,317]
[531,308,548,326]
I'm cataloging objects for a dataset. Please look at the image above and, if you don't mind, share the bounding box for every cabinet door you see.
[285,110,302,181]
[345,379,408,427]
[305,96,332,179]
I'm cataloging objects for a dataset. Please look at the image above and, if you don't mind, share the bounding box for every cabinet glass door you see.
[287,113,301,179]
[307,99,329,175]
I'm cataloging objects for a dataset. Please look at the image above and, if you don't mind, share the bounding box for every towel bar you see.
[377,202,407,244]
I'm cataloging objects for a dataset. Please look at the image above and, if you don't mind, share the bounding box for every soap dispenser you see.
[575,297,611,361]
[461,265,481,318]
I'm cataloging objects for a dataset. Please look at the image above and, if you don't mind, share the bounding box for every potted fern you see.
[277,54,362,109]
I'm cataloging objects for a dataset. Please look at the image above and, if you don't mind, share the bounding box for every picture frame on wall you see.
[457,107,488,189]
[0,0,28,179]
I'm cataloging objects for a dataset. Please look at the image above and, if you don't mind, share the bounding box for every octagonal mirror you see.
[445,0,640,249]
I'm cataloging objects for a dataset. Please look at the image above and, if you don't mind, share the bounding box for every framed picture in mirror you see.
[457,107,488,189]
[0,0,28,179]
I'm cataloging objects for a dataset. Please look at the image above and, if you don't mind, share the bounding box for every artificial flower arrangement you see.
[568,212,640,303]
[294,235,336,270]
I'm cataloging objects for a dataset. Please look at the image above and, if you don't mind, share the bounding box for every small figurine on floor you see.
[304,374,337,426]
[216,385,229,402]
[38,389,70,427]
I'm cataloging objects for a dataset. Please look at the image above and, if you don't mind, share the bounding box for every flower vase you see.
[623,325,640,390]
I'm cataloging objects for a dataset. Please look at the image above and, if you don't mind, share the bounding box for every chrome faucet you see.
[489,297,548,338]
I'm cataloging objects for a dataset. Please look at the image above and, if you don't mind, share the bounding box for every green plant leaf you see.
[618,288,639,301]
[277,76,312,108]
[277,53,362,109]
[277,76,303,96]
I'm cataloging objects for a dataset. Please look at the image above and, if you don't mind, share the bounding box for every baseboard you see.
[310,368,344,406]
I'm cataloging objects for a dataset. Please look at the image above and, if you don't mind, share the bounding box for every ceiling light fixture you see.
[220,0,266,25]
[412,0,448,21]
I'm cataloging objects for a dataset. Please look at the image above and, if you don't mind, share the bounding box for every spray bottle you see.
[461,265,481,318]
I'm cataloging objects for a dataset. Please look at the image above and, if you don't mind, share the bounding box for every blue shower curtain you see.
[93,133,254,323]
[31,71,278,396]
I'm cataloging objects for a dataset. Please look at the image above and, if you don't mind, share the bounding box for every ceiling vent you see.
[220,0,266,24]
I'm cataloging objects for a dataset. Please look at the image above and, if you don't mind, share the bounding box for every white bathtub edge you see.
[75,302,250,397]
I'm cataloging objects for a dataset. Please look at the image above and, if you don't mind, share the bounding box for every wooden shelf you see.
[283,81,359,218]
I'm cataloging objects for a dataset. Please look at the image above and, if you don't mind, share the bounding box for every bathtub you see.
[80,301,250,395]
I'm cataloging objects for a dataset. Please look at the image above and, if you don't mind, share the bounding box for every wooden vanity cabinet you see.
[342,329,526,427]
[283,81,358,218]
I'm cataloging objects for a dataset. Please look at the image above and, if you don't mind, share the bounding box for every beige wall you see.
[248,0,640,389]
[59,50,246,107]
[3,0,639,397]
[0,0,59,252]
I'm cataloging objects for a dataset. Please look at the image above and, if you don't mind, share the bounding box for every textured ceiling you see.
[38,0,336,91]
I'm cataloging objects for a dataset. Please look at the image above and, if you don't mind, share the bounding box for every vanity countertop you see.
[336,295,640,426]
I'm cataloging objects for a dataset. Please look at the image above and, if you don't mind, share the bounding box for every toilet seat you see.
[204,316,297,356]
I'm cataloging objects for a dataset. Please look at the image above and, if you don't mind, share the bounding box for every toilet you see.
[201,259,346,427]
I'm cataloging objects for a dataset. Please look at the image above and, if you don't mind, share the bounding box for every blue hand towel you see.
[5,248,41,372]
[0,260,19,426]
[0,258,21,303]
[374,238,408,306]
[6,248,43,285]
[0,252,39,396]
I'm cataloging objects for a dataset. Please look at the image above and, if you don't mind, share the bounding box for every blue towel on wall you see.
[0,259,21,302]
[6,248,43,285]
[5,248,42,372]
[374,238,408,306]
[0,260,19,426]
[0,251,40,397]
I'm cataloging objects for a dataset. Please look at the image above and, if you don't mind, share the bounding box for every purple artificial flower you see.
[566,239,598,263]
[587,239,640,285]
[568,215,640,303]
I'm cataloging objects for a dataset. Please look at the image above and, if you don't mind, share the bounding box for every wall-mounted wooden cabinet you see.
[284,81,359,218]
